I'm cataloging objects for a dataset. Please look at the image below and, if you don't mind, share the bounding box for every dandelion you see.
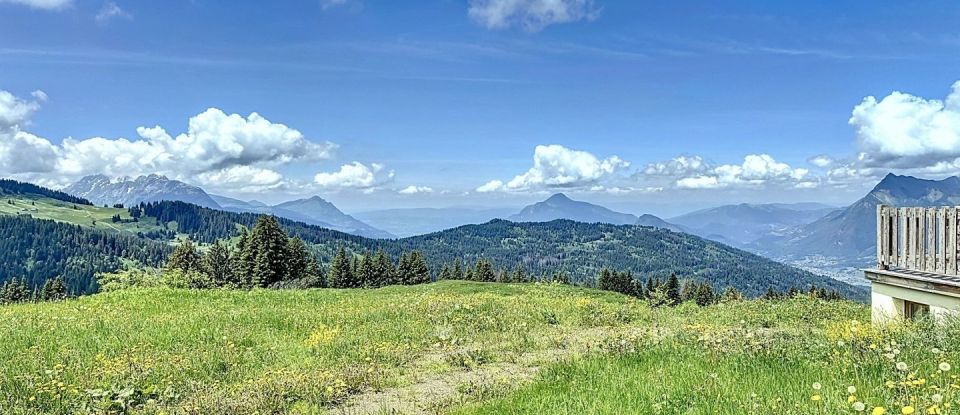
[811,394,821,402]
[932,348,942,354]
[939,362,951,372]
[897,362,909,371]
[873,407,887,415]
[853,402,866,411]
[901,406,915,415]
[812,382,822,390]
[932,394,943,403]
[848,385,857,394]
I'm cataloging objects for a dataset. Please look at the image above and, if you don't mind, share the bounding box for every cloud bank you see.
[468,0,598,31]
[477,144,627,192]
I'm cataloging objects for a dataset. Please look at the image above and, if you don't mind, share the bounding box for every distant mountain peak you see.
[545,193,572,203]
[64,174,221,209]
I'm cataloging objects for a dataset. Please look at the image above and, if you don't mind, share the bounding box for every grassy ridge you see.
[0,195,168,236]
[0,281,645,414]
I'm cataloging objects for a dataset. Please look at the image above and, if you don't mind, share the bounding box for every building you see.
[867,205,960,323]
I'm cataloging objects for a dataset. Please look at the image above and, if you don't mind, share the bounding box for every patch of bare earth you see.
[329,326,654,415]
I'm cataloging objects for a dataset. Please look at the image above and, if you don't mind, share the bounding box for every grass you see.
[0,281,643,414]
[4,280,960,414]
[0,194,171,235]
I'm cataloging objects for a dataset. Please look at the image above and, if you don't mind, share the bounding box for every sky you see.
[1,0,960,216]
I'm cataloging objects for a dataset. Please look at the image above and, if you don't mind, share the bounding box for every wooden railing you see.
[877,205,960,274]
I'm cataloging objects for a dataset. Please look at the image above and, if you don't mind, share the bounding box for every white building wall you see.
[871,280,960,324]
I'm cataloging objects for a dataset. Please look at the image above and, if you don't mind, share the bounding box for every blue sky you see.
[1,0,960,215]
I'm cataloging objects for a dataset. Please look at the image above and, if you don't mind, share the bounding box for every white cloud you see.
[476,180,504,193]
[0,0,71,10]
[0,89,338,194]
[56,108,335,177]
[194,166,285,192]
[642,155,710,177]
[313,161,394,191]
[95,1,131,24]
[480,144,628,192]
[667,154,811,190]
[850,81,960,169]
[468,0,598,31]
[398,185,433,194]
[808,154,834,168]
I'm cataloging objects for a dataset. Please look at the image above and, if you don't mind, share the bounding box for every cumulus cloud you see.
[398,185,433,194]
[478,144,628,192]
[642,155,710,177]
[313,161,394,191]
[468,0,598,31]
[95,1,131,23]
[0,89,340,193]
[0,0,71,10]
[808,154,834,168]
[656,154,811,190]
[850,81,960,169]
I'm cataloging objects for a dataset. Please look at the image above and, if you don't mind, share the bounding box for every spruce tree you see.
[439,264,453,280]
[721,286,744,302]
[395,252,412,284]
[357,251,376,288]
[245,216,290,287]
[665,273,681,306]
[373,249,395,286]
[203,240,235,287]
[694,282,715,306]
[473,258,495,282]
[406,251,430,285]
[452,258,464,280]
[511,264,527,283]
[166,239,204,274]
[285,237,312,282]
[328,246,355,288]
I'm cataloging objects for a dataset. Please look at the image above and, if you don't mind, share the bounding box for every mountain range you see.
[507,193,684,232]
[64,175,395,239]
[670,203,838,246]
[755,173,960,266]
[0,178,867,299]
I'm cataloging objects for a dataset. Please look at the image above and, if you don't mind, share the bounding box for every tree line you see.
[0,276,68,304]
[596,267,845,307]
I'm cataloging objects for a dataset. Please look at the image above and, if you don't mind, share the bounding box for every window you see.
[904,301,930,320]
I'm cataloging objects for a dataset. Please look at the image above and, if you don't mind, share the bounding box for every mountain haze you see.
[671,203,838,246]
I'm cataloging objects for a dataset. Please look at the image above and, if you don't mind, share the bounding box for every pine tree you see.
[694,282,715,306]
[236,227,253,285]
[373,249,395,287]
[510,264,527,283]
[203,240,235,287]
[285,237,312,282]
[665,273,681,306]
[395,252,412,284]
[406,251,430,285]
[166,239,204,274]
[680,280,697,302]
[474,258,495,282]
[328,246,355,288]
[245,216,290,287]
[439,264,453,280]
[721,286,744,302]
[452,258,464,280]
[357,251,376,288]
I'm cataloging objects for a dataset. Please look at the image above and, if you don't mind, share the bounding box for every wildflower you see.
[811,394,821,402]
[873,407,887,415]
[849,395,858,403]
[812,382,822,390]
[939,362,951,372]
[897,362,909,371]
[932,348,942,354]
[902,406,915,414]
[853,402,866,411]
[932,394,943,403]
[848,385,857,394]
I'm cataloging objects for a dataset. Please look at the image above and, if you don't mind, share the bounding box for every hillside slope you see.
[671,203,837,246]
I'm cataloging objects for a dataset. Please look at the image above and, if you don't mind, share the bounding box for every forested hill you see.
[0,215,169,294]
[138,201,862,298]
[0,193,865,299]
[0,180,92,205]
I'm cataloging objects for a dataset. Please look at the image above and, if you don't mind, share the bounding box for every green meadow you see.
[0,195,170,236]
[2,280,959,414]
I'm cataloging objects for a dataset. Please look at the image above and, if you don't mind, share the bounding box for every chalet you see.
[868,205,960,323]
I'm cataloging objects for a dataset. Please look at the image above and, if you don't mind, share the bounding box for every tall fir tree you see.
[406,251,430,285]
[373,249,395,286]
[665,273,681,306]
[166,239,204,274]
[328,246,355,288]
[203,240,235,286]
[245,216,290,287]
[474,258,495,282]
[285,237,312,281]
[452,257,464,280]
[357,251,376,287]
